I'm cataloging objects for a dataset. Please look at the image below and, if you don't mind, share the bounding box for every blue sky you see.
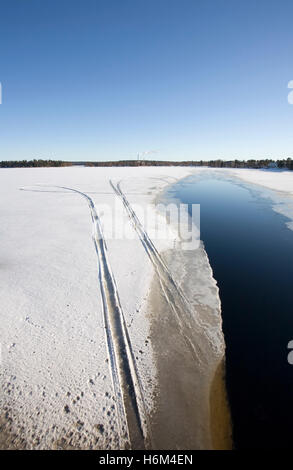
[0,0,293,161]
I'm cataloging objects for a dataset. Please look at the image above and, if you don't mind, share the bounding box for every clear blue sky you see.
[0,0,293,161]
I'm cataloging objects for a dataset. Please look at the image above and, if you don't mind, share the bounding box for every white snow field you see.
[1,165,292,450]
[0,165,206,450]
[230,168,293,196]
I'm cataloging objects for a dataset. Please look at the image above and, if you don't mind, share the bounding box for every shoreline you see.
[148,175,232,449]
[146,250,232,449]
[0,166,233,449]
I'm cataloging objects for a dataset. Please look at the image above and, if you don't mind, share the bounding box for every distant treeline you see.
[1,158,293,170]
[0,159,72,168]
[84,158,293,170]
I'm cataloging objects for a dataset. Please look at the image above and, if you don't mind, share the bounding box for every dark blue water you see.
[168,173,293,449]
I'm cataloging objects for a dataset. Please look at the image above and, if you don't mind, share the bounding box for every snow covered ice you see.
[1,165,293,449]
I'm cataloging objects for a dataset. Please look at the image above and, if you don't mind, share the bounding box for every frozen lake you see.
[0,166,225,449]
[1,165,293,449]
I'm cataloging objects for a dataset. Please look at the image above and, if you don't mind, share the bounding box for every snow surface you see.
[229,168,293,196]
[2,165,291,449]
[0,166,198,449]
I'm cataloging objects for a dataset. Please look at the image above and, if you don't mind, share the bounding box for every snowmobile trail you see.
[20,184,149,449]
[110,179,206,366]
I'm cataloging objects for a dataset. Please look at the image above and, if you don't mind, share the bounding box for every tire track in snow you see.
[110,179,206,366]
[20,184,148,449]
